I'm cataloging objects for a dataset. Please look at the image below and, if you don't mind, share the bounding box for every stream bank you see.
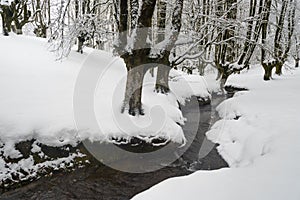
[0,94,229,199]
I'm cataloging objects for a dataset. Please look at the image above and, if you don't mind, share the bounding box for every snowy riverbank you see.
[0,35,211,184]
[132,64,300,200]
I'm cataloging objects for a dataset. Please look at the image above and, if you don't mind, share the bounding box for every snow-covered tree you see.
[0,0,32,35]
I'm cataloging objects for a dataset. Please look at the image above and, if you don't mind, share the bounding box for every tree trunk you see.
[77,36,85,53]
[155,0,183,94]
[274,0,288,61]
[295,59,299,68]
[14,20,23,34]
[214,0,237,83]
[118,0,156,116]
[238,0,256,65]
[260,0,272,80]
[275,61,283,75]
[263,63,274,81]
[122,58,146,116]
[243,0,264,65]
[155,0,168,93]
[0,5,13,36]
[224,0,237,63]
[155,65,171,94]
[1,13,9,36]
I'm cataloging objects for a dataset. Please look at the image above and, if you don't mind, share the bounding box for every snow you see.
[169,70,211,103]
[0,152,85,184]
[132,65,300,200]
[0,34,211,184]
[0,34,88,150]
[0,34,210,155]
[0,0,12,6]
[225,64,268,90]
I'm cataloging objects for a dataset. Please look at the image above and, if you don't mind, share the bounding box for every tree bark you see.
[274,0,288,76]
[275,61,283,75]
[119,0,157,116]
[263,62,275,81]
[1,12,9,36]
[0,5,13,36]
[295,59,299,68]
[155,0,183,93]
[260,0,272,80]
[214,0,237,83]
[155,0,168,93]
[122,55,146,115]
[155,63,171,94]
[238,0,256,66]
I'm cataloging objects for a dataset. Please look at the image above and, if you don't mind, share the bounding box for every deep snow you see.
[0,35,210,148]
[0,35,211,182]
[132,64,300,200]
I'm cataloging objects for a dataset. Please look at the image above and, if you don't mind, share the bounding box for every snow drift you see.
[132,65,300,200]
[0,34,210,157]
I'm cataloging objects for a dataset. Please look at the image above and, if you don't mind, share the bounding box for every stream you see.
[0,94,228,200]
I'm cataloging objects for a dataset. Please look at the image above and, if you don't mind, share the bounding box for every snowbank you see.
[225,64,267,90]
[0,35,211,184]
[132,65,300,200]
[0,35,210,156]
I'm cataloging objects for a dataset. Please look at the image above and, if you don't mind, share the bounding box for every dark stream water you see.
[0,95,228,200]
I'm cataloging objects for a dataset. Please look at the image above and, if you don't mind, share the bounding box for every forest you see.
[1,0,299,115]
[0,0,300,199]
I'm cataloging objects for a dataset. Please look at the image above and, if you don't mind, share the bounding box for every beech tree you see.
[44,0,299,89]
[114,0,184,115]
[49,0,115,59]
[31,0,51,38]
[0,0,32,35]
[294,35,300,68]
[261,0,297,80]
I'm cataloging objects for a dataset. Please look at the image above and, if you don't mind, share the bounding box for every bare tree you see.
[0,0,31,35]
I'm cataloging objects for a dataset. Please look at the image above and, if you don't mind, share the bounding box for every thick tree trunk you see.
[155,0,168,93]
[263,63,275,81]
[216,63,230,83]
[14,21,23,34]
[122,61,145,116]
[117,0,156,116]
[121,49,152,116]
[0,6,13,36]
[155,65,171,94]
[275,61,283,75]
[77,36,85,53]
[155,0,183,94]
[1,13,9,36]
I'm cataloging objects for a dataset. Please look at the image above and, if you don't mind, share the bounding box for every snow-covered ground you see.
[0,35,211,183]
[132,65,300,200]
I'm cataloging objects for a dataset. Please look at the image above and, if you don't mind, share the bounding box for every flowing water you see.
[0,94,228,200]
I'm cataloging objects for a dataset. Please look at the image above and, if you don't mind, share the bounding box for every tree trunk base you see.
[155,85,170,94]
[155,66,170,94]
[275,61,283,76]
[263,62,275,81]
